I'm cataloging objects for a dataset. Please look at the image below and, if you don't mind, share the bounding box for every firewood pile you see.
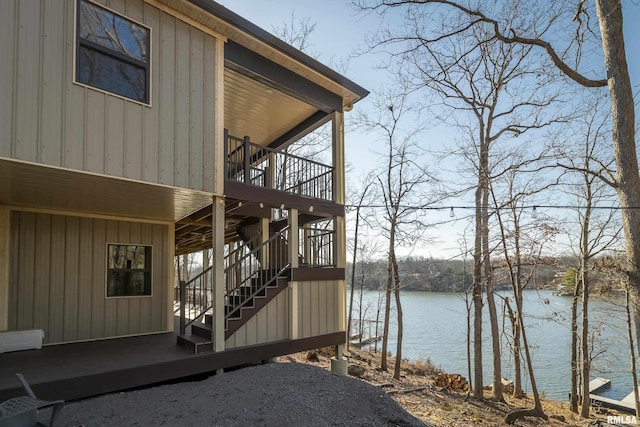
[432,373,470,392]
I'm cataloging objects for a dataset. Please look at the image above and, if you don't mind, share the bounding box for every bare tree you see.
[555,93,621,417]
[489,164,561,417]
[363,14,563,400]
[347,176,376,349]
[357,1,640,389]
[356,84,441,379]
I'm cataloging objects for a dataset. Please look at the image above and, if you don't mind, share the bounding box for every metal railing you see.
[300,227,335,267]
[177,265,214,334]
[225,226,291,320]
[225,131,334,201]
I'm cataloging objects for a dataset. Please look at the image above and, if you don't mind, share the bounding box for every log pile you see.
[433,373,470,392]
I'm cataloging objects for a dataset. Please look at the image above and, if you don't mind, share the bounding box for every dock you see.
[588,377,638,415]
[589,377,611,394]
[350,335,383,348]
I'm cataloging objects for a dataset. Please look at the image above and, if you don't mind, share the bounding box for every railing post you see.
[179,280,186,336]
[223,128,229,179]
[243,136,251,184]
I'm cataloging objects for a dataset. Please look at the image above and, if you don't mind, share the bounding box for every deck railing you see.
[225,131,333,201]
[300,227,335,267]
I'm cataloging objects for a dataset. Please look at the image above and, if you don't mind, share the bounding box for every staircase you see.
[176,226,291,353]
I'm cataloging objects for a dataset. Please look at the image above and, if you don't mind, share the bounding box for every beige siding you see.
[225,291,289,349]
[297,280,342,339]
[0,0,218,193]
[8,211,170,344]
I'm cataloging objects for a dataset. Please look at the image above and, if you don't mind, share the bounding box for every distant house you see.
[0,0,367,400]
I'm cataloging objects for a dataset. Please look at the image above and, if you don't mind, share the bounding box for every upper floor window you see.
[76,0,150,104]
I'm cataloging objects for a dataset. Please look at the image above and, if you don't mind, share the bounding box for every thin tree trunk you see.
[505,298,524,398]
[625,287,640,417]
[486,282,503,401]
[347,204,362,350]
[505,287,547,423]
[391,248,403,380]
[569,273,580,413]
[381,228,395,371]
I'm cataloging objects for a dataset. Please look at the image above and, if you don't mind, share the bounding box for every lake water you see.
[350,289,636,401]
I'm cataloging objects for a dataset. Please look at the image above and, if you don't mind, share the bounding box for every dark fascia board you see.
[269,111,332,150]
[225,41,341,112]
[187,0,369,101]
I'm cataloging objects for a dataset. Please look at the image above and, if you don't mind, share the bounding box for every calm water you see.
[351,289,635,401]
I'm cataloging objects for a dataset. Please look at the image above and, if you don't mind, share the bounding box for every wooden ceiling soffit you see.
[225,40,342,113]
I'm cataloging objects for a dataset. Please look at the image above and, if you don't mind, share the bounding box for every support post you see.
[243,136,251,184]
[179,280,186,336]
[331,344,348,376]
[213,196,225,351]
[288,208,299,340]
[0,207,9,331]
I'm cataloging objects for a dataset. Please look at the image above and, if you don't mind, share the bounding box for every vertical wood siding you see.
[297,280,342,339]
[0,0,218,193]
[8,211,170,344]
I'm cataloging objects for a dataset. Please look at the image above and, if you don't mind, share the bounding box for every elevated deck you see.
[0,330,344,402]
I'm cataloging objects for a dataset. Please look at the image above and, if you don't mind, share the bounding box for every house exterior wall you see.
[8,210,171,344]
[296,280,343,338]
[225,291,289,349]
[0,0,219,192]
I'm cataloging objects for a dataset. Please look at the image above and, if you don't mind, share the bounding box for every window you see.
[76,0,150,103]
[107,244,152,297]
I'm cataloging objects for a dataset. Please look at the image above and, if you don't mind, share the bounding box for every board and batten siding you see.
[0,0,218,193]
[8,211,170,344]
[297,280,343,339]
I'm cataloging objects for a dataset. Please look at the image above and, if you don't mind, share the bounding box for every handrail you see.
[177,265,214,334]
[224,225,291,320]
[225,133,334,201]
[176,225,293,336]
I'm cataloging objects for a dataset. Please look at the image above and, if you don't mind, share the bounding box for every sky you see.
[216,0,640,260]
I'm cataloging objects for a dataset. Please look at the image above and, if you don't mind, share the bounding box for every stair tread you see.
[177,334,211,344]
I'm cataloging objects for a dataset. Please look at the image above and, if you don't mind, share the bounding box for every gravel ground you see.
[60,362,429,426]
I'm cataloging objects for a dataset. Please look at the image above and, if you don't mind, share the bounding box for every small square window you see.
[76,0,150,104]
[107,244,152,297]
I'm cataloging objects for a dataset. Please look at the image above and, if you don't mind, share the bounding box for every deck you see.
[0,329,344,402]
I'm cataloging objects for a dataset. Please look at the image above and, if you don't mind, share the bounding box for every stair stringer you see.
[224,276,288,340]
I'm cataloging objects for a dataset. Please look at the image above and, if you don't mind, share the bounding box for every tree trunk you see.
[569,274,580,413]
[505,288,547,423]
[347,204,362,351]
[580,260,591,415]
[625,288,640,417]
[486,280,503,401]
[391,247,403,380]
[380,226,396,372]
[380,261,392,371]
[472,182,484,398]
[505,298,524,398]
[595,0,640,357]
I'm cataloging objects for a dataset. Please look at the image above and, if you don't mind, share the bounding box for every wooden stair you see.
[177,274,288,354]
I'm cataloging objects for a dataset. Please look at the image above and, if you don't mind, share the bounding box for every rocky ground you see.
[59,345,618,426]
[281,347,614,427]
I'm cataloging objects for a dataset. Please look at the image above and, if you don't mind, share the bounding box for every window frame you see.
[74,0,151,105]
[106,243,153,298]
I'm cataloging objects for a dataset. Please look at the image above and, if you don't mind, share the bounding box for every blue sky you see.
[216,0,640,259]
